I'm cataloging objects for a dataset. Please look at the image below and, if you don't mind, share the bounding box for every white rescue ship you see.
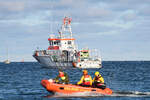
[33,17,102,68]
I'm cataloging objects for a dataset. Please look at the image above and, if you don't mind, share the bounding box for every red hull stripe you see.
[48,46,59,50]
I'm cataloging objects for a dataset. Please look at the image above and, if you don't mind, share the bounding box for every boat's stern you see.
[103,88,113,95]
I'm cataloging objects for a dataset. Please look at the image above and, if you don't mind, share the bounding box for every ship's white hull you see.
[73,60,102,68]
[33,55,73,68]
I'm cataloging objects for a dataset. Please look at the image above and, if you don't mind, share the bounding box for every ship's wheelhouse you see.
[48,39,60,50]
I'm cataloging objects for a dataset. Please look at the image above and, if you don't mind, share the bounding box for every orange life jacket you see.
[83,75,91,85]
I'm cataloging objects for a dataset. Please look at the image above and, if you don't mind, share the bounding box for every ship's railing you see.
[89,49,101,60]
[72,48,102,63]
[34,50,77,62]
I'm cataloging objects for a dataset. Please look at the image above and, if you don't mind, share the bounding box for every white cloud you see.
[0,1,25,12]
[0,0,150,61]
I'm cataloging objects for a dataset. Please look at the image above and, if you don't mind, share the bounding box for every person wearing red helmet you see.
[54,69,69,84]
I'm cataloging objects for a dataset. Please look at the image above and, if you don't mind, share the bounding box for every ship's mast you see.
[59,17,72,39]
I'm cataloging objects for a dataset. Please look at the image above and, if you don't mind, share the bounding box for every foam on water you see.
[44,91,150,98]
[45,92,104,98]
[112,91,150,97]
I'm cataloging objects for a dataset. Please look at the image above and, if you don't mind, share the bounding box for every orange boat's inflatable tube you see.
[41,80,113,95]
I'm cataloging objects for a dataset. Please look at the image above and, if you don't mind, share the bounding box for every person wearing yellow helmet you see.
[93,71,106,89]
[77,69,93,87]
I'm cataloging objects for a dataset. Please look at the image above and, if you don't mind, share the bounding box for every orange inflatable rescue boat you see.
[41,79,113,95]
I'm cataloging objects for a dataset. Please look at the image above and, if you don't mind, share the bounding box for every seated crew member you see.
[54,69,69,84]
[93,71,106,89]
[77,70,92,87]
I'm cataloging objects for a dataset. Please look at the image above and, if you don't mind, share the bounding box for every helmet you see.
[95,71,100,76]
[58,69,63,72]
[82,70,88,75]
[59,72,64,77]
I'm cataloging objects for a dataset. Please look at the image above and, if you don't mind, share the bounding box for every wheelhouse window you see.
[68,41,72,44]
[53,41,60,45]
[49,41,53,46]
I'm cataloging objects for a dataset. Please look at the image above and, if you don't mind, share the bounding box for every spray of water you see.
[112,91,150,97]
[44,91,150,98]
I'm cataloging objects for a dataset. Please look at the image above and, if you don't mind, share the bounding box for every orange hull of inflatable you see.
[41,80,113,95]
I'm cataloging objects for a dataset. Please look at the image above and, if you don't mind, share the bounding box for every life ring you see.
[77,52,80,56]
[72,62,76,67]
[35,51,39,56]
[78,58,80,62]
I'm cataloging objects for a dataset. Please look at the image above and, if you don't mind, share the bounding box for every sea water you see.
[0,61,150,100]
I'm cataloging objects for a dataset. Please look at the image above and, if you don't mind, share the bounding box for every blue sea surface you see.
[0,61,150,100]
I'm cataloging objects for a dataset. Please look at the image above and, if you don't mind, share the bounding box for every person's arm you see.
[77,76,84,85]
[53,75,60,82]
[90,76,93,85]
[92,77,95,83]
[64,73,69,83]
[100,77,104,83]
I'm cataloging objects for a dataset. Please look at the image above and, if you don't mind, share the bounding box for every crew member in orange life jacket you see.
[77,70,92,87]
[54,69,69,84]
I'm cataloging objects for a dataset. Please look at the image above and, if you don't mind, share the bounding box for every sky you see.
[0,0,150,62]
